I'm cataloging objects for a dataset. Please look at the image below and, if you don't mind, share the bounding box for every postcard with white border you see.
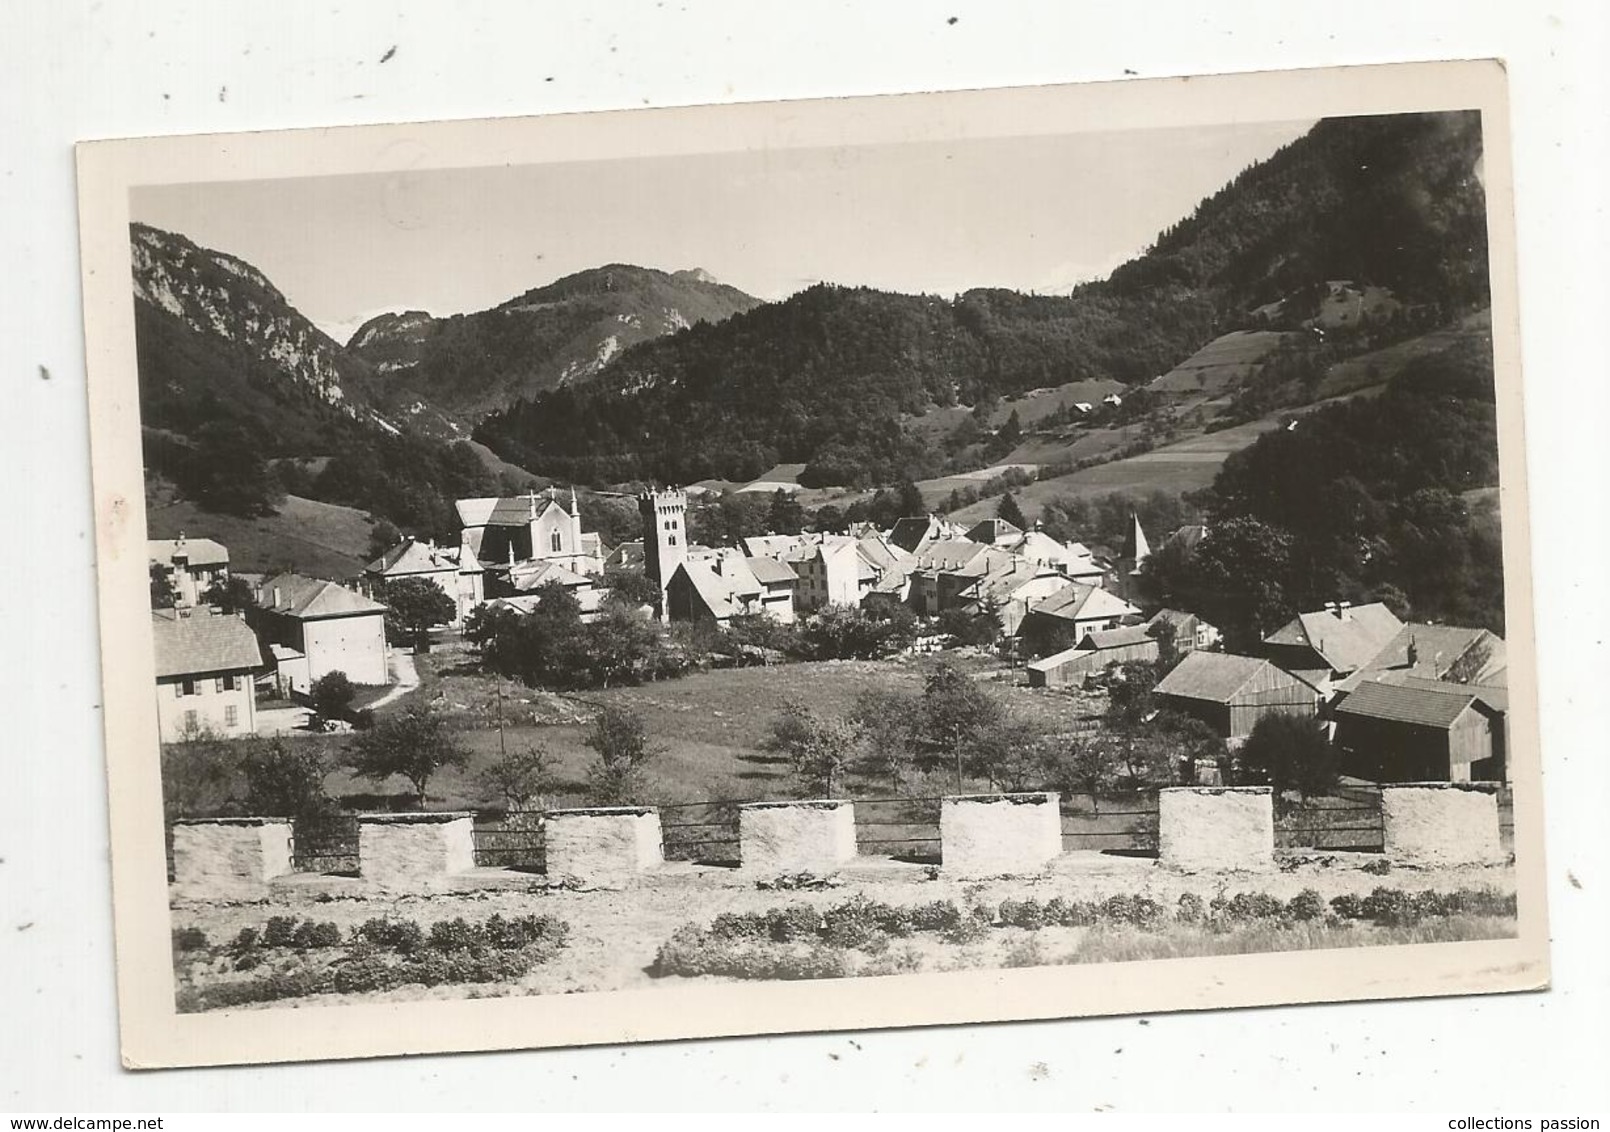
[77,58,1548,1069]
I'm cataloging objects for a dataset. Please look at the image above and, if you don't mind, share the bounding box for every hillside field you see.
[145,492,376,579]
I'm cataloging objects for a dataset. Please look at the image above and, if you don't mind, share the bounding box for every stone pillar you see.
[1382,783,1504,866]
[940,792,1062,877]
[544,806,663,886]
[357,812,476,892]
[739,800,857,876]
[1158,786,1275,871]
[171,817,293,901]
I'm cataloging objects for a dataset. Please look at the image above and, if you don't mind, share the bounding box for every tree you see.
[847,688,924,790]
[765,489,807,535]
[997,491,1027,530]
[764,701,863,798]
[962,716,1048,791]
[936,604,1001,648]
[159,728,239,820]
[309,670,356,722]
[241,738,332,818]
[366,518,402,563]
[150,563,177,609]
[346,702,470,807]
[601,566,661,607]
[583,705,662,804]
[1104,661,1161,731]
[583,603,666,688]
[920,660,1005,791]
[1046,733,1123,813]
[475,743,560,810]
[812,504,847,535]
[202,575,256,614]
[894,479,925,521]
[382,576,457,652]
[1235,711,1338,806]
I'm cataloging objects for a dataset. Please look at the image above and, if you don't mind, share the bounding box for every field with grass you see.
[146,491,378,579]
[301,644,1103,811]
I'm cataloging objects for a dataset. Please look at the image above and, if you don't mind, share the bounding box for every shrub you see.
[334,955,399,994]
[203,969,332,1008]
[262,916,298,948]
[1362,858,1393,875]
[291,920,343,950]
[943,908,993,945]
[1287,889,1326,922]
[765,903,822,943]
[820,898,892,952]
[1329,893,1365,921]
[710,911,771,941]
[172,926,209,953]
[1174,893,1206,924]
[1360,887,1419,927]
[428,917,479,953]
[1003,936,1049,968]
[1222,893,1284,925]
[233,952,262,972]
[230,926,259,953]
[1045,897,1097,927]
[997,898,1047,931]
[1098,894,1164,928]
[909,900,962,933]
[356,917,426,954]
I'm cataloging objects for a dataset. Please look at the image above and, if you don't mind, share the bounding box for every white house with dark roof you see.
[151,606,264,741]
[665,550,797,626]
[148,535,231,608]
[364,535,485,626]
[252,573,389,692]
[1017,582,1142,655]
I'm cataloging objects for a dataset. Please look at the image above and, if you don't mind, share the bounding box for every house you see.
[1339,622,1507,692]
[502,558,603,622]
[1103,393,1123,407]
[740,533,810,560]
[148,535,231,608]
[903,539,1001,616]
[964,517,1024,549]
[887,514,965,555]
[1026,624,1160,688]
[665,551,797,627]
[791,537,878,611]
[1262,601,1405,680]
[456,489,605,578]
[1146,607,1220,652]
[1017,583,1142,656]
[1332,678,1506,783]
[151,606,264,741]
[953,559,1074,637]
[1153,652,1320,741]
[364,535,485,626]
[1014,529,1106,585]
[252,573,389,693]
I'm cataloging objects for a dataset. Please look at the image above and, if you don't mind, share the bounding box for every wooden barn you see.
[1332,679,1506,783]
[1153,652,1319,741]
[1025,624,1159,688]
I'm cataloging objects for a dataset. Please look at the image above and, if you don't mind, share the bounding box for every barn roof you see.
[1155,652,1291,703]
[1081,625,1154,651]
[745,556,798,585]
[1028,583,1138,624]
[151,608,264,678]
[1334,679,1487,729]
[1263,602,1404,673]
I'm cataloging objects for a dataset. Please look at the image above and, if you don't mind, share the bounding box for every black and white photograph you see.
[75,59,1548,1069]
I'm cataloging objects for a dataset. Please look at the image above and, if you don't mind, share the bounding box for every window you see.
[214,677,225,694]
[179,678,195,696]
[222,674,237,692]
[669,535,677,546]
[551,530,563,553]
[224,704,238,728]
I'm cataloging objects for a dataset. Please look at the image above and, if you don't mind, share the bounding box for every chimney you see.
[272,586,281,609]
[1338,600,1352,620]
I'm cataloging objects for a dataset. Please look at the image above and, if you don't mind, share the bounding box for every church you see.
[455,489,606,577]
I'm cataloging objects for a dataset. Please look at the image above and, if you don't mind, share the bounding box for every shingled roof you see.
[257,573,386,619]
[1155,652,1291,703]
[151,608,264,678]
[1263,602,1404,673]
[1334,679,1489,729]
[148,537,229,569]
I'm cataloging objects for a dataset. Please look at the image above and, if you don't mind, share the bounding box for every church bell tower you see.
[639,488,688,621]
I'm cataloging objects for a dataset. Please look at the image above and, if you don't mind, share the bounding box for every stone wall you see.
[544,807,663,886]
[940,793,1062,877]
[1158,787,1274,872]
[1382,783,1504,866]
[172,818,293,901]
[739,800,857,876]
[357,812,476,892]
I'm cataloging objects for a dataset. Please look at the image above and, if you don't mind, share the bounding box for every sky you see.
[131,119,1313,345]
